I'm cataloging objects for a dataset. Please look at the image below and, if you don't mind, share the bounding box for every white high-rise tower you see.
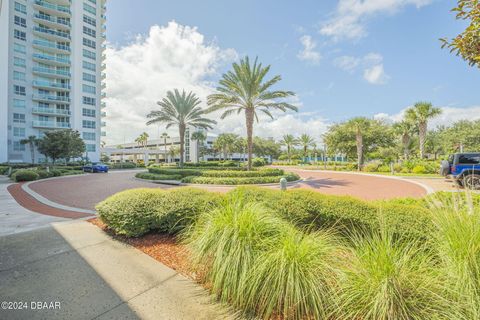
[0,0,107,163]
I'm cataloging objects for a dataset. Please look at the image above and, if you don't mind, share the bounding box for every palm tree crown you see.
[206,56,297,170]
[280,134,298,162]
[405,101,441,158]
[299,134,315,158]
[147,89,216,166]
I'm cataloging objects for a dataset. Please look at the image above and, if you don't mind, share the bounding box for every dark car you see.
[440,153,480,190]
[83,162,109,173]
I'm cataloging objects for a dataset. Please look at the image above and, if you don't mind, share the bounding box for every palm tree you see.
[206,56,297,170]
[280,134,298,163]
[393,120,416,160]
[214,133,238,160]
[20,135,39,164]
[299,134,315,160]
[346,117,371,171]
[168,145,180,161]
[147,89,216,167]
[191,131,206,162]
[405,101,442,159]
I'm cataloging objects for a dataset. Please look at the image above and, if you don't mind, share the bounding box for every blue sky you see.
[103,0,479,144]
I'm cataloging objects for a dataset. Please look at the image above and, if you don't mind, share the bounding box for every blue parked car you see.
[83,162,109,173]
[440,153,480,190]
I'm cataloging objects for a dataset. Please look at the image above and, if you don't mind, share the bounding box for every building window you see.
[86,144,96,152]
[83,61,96,71]
[14,29,26,41]
[13,127,26,137]
[14,85,26,96]
[83,96,96,105]
[13,99,25,108]
[83,132,96,140]
[14,43,26,54]
[13,113,26,123]
[83,14,96,27]
[13,141,26,151]
[83,73,96,83]
[82,84,96,94]
[13,71,26,81]
[14,16,26,27]
[83,26,96,38]
[82,120,96,129]
[82,108,96,117]
[83,49,96,60]
[14,2,26,14]
[87,0,97,4]
[83,38,96,49]
[83,3,96,15]
[14,57,26,68]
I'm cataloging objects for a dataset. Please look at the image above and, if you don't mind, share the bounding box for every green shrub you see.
[11,169,39,182]
[148,167,202,177]
[412,165,427,174]
[400,167,410,173]
[50,169,63,177]
[363,163,380,172]
[0,166,9,175]
[135,172,182,181]
[393,163,403,173]
[336,231,452,319]
[182,173,299,185]
[199,168,284,178]
[36,170,53,179]
[109,162,136,169]
[252,157,266,167]
[377,165,391,173]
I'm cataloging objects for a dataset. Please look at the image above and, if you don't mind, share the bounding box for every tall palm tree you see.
[405,101,442,159]
[147,89,216,167]
[206,56,297,170]
[20,135,39,164]
[299,134,315,160]
[346,117,371,171]
[191,131,206,162]
[393,120,416,160]
[214,133,238,160]
[280,134,298,163]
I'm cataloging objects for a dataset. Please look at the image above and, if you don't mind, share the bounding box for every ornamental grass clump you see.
[243,228,343,320]
[336,230,453,320]
[430,192,480,319]
[184,193,287,310]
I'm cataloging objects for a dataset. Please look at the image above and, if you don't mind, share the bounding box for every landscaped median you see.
[135,166,300,185]
[1,165,84,182]
[93,187,480,319]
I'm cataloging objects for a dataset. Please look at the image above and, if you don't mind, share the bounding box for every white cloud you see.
[297,35,321,64]
[319,0,433,41]
[334,52,389,84]
[104,21,237,145]
[374,106,480,128]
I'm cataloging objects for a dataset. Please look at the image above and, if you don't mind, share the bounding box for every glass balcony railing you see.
[101,102,106,109]
[101,111,106,117]
[33,66,70,77]
[32,94,71,103]
[101,122,106,127]
[32,121,71,129]
[32,107,71,115]
[32,80,70,90]
[33,13,71,28]
[34,0,71,15]
[33,53,70,65]
[34,26,70,40]
[33,39,70,52]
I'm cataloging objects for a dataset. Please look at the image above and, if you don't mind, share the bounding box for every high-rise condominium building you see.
[0,0,107,163]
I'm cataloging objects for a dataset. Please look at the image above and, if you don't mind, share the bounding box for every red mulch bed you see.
[88,218,195,278]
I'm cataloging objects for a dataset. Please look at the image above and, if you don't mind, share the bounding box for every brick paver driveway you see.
[26,168,428,211]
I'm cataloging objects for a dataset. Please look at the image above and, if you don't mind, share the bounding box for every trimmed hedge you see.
[182,173,300,185]
[148,167,202,177]
[135,172,182,181]
[228,187,433,241]
[11,169,39,182]
[199,168,284,178]
[96,188,223,237]
[109,162,137,169]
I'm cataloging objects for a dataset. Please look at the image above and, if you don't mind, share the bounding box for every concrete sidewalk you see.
[0,176,68,236]
[0,220,234,320]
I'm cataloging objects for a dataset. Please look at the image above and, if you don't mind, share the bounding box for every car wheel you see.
[463,174,480,190]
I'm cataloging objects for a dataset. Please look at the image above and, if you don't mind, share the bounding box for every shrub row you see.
[198,168,284,178]
[148,167,202,177]
[108,162,137,169]
[96,188,223,236]
[10,168,84,182]
[135,172,182,181]
[182,173,300,185]
[183,160,240,167]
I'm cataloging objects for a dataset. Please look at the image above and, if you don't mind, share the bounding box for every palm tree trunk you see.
[245,108,254,170]
[287,145,291,162]
[30,143,35,164]
[419,122,427,159]
[402,134,410,160]
[179,124,185,167]
[356,130,363,171]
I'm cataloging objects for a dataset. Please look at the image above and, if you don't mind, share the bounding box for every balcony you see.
[101,131,106,137]
[32,107,71,116]
[32,94,70,103]
[33,80,70,91]
[101,121,106,127]
[101,111,106,117]
[101,73,106,80]
[33,13,71,30]
[33,66,70,78]
[101,63,106,70]
[101,102,106,109]
[34,26,70,42]
[33,39,70,53]
[33,0,71,17]
[32,121,71,129]
[33,53,70,66]
[101,82,106,89]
